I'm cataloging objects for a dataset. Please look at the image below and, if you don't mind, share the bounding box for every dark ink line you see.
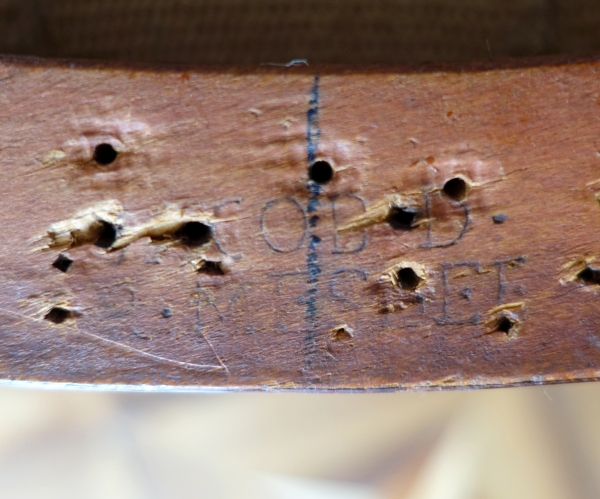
[493,256,526,303]
[102,284,135,319]
[307,76,320,165]
[116,249,126,266]
[422,191,471,249]
[214,198,243,259]
[331,194,368,254]
[304,75,321,367]
[330,268,369,305]
[261,197,308,253]
[435,261,481,325]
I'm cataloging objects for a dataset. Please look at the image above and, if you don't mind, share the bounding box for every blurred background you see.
[3,1,600,497]
[3,383,600,498]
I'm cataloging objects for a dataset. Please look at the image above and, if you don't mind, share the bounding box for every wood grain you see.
[3,56,600,391]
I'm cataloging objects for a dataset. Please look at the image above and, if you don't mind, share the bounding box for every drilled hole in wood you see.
[175,221,213,247]
[443,177,468,201]
[387,206,419,230]
[44,307,73,324]
[52,254,73,273]
[309,160,334,184]
[396,267,422,290]
[577,266,600,285]
[198,260,225,275]
[93,143,118,165]
[94,221,118,249]
[496,316,514,334]
[488,311,521,338]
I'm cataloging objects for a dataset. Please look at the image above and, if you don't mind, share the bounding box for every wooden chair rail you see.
[2,56,600,391]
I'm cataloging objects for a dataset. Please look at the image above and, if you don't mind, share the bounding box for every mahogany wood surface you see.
[3,56,600,391]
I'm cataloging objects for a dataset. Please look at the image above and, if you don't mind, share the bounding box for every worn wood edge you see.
[3,372,600,393]
[1,52,599,75]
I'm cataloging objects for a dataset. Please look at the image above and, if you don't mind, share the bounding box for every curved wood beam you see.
[2,56,600,391]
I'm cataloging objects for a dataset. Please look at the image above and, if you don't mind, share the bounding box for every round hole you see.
[496,316,514,334]
[308,160,334,184]
[175,221,213,247]
[94,221,118,249]
[93,143,118,165]
[387,206,419,230]
[397,267,422,290]
[442,177,468,201]
[578,266,600,285]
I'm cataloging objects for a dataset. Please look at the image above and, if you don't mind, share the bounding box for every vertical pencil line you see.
[304,75,322,368]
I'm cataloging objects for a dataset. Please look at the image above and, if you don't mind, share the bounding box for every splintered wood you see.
[3,57,600,390]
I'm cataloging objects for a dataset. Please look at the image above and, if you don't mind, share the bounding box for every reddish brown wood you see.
[2,57,600,391]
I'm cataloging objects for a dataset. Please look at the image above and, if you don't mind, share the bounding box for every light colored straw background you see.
[1,383,600,498]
